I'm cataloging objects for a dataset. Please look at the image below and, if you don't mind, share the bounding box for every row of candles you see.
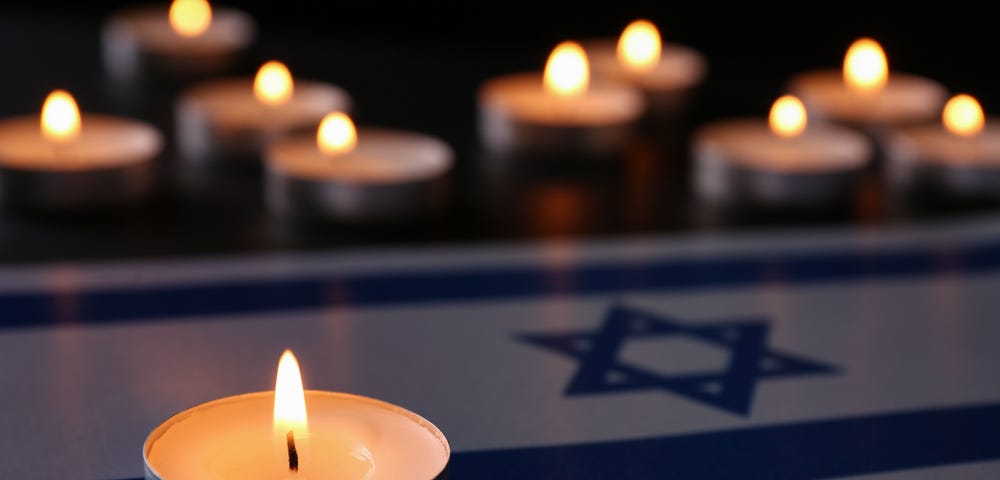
[8,4,1000,476]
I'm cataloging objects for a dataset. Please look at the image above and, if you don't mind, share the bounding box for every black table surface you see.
[0,8,998,265]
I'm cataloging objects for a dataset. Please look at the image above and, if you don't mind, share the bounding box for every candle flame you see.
[274,350,308,435]
[617,20,662,74]
[41,90,81,144]
[544,41,589,97]
[254,61,294,107]
[843,38,888,94]
[317,112,357,156]
[769,95,807,138]
[943,94,985,137]
[169,0,212,38]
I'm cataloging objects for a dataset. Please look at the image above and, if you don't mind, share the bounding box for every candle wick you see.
[286,430,299,472]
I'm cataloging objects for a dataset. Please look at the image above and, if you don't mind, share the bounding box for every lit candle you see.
[584,19,707,115]
[266,112,453,221]
[102,0,256,82]
[176,61,352,164]
[144,350,449,479]
[693,94,873,207]
[478,41,645,157]
[787,38,947,129]
[0,90,163,211]
[887,93,1000,199]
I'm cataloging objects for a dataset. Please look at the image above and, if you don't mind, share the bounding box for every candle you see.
[584,19,707,116]
[144,350,449,480]
[176,61,352,164]
[693,95,872,207]
[787,38,946,129]
[266,112,453,221]
[478,41,645,158]
[887,93,1000,199]
[0,90,163,211]
[102,0,256,83]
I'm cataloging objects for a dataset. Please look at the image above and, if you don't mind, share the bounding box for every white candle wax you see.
[478,73,644,156]
[787,70,947,127]
[144,391,450,480]
[103,3,256,81]
[694,119,872,206]
[887,119,1000,197]
[0,114,162,210]
[585,40,706,111]
[266,127,453,220]
[176,78,351,162]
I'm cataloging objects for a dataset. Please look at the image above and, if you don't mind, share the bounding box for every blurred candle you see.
[478,41,645,158]
[266,112,453,221]
[887,93,1000,199]
[102,0,256,82]
[787,38,946,129]
[176,61,351,165]
[0,90,162,211]
[585,19,707,116]
[693,94,872,208]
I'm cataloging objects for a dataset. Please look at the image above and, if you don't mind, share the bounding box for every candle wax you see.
[892,122,1000,166]
[479,73,644,126]
[104,5,255,58]
[696,119,871,172]
[0,115,162,169]
[788,71,947,125]
[586,41,707,93]
[145,391,449,480]
[179,79,350,132]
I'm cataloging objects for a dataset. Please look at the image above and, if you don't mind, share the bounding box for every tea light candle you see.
[787,38,947,129]
[887,94,1000,198]
[585,19,707,115]
[266,113,453,221]
[176,61,352,164]
[0,90,163,211]
[102,0,256,82]
[478,41,645,157]
[144,350,449,480]
[694,95,872,207]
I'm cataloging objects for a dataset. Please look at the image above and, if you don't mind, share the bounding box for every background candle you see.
[694,95,872,207]
[144,351,449,480]
[102,0,256,83]
[0,90,163,212]
[787,38,947,130]
[266,113,453,221]
[478,41,645,158]
[176,61,352,165]
[585,19,707,116]
[887,94,1000,199]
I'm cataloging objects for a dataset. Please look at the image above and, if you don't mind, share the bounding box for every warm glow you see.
[943,94,985,137]
[254,61,294,107]
[274,350,308,435]
[169,0,212,38]
[41,90,81,144]
[769,95,808,138]
[544,41,589,97]
[317,112,357,156]
[843,38,888,94]
[617,20,662,74]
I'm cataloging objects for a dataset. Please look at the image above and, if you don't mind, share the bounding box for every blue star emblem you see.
[518,304,838,416]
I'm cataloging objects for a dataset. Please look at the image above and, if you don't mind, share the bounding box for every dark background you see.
[0,1,997,263]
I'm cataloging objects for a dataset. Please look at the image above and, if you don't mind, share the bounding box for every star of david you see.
[518,304,838,416]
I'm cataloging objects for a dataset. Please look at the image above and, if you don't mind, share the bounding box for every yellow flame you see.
[169,0,212,38]
[769,95,808,138]
[617,20,662,74]
[41,90,81,144]
[943,94,985,137]
[544,41,589,97]
[274,350,308,435]
[254,61,294,107]
[843,38,888,94]
[317,112,357,156]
